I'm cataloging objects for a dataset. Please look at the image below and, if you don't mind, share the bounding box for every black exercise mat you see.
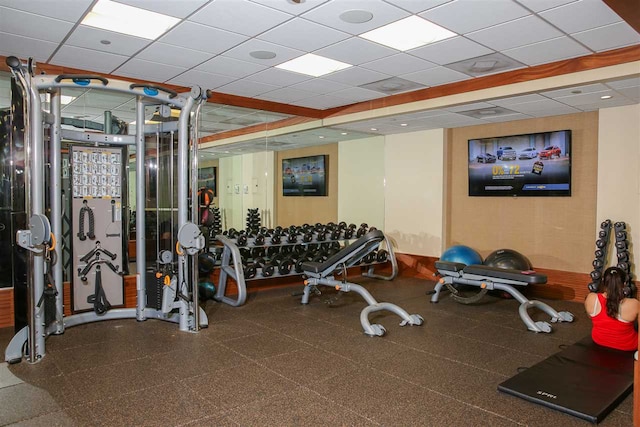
[498,336,634,423]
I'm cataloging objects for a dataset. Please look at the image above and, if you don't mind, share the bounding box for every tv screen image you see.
[468,130,571,197]
[282,155,327,196]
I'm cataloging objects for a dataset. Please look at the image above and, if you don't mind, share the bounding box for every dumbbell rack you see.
[210,225,398,307]
[588,220,635,295]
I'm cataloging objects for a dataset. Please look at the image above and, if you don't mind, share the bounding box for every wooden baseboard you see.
[0,288,14,329]
[0,255,617,328]
[395,253,591,303]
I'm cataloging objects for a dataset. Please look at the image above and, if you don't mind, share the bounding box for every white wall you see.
[338,136,385,230]
[384,129,445,256]
[597,104,640,270]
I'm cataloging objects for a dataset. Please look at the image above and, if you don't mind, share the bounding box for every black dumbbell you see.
[261,263,275,277]
[590,270,602,280]
[278,259,292,275]
[251,247,265,259]
[237,234,248,246]
[595,239,607,248]
[267,245,280,258]
[287,233,298,244]
[330,229,341,240]
[592,259,604,268]
[376,249,389,263]
[254,234,265,245]
[271,234,282,245]
[253,257,266,268]
[302,233,313,243]
[244,264,257,279]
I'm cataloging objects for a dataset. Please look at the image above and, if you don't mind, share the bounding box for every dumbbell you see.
[590,270,602,281]
[615,241,628,250]
[287,233,298,244]
[316,230,327,241]
[237,234,248,246]
[277,258,293,275]
[363,252,376,264]
[251,247,265,259]
[261,263,275,277]
[253,234,265,246]
[338,221,347,230]
[302,232,313,243]
[266,245,280,258]
[592,259,604,269]
[614,222,626,232]
[271,233,282,245]
[376,249,389,263]
[344,228,354,239]
[244,264,257,279]
[330,229,342,240]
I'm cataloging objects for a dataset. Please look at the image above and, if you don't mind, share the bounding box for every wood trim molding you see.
[0,55,325,119]
[0,288,14,329]
[322,45,640,118]
[604,0,640,34]
[199,116,318,144]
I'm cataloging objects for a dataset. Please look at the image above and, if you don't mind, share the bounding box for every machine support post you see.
[177,94,196,331]
[50,90,64,334]
[135,96,146,321]
[29,73,46,362]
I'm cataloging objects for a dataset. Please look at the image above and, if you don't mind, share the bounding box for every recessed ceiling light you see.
[370,127,377,131]
[82,0,180,40]
[341,132,348,135]
[318,135,325,139]
[600,95,613,99]
[276,53,352,77]
[250,50,277,60]
[100,39,111,45]
[400,123,408,126]
[339,10,374,24]
[360,15,455,51]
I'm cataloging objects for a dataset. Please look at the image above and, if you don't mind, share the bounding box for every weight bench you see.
[432,261,573,333]
[498,336,634,423]
[301,230,423,337]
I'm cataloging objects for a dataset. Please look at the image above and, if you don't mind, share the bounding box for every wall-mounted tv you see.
[468,130,571,197]
[282,155,327,196]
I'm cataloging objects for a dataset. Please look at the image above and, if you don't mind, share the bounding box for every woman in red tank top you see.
[584,267,638,351]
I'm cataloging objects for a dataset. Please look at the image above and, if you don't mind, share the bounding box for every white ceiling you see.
[0,0,639,156]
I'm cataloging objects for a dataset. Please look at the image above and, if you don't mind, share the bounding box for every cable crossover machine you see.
[4,56,211,364]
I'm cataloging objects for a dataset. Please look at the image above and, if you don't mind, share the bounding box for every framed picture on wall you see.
[198,166,217,197]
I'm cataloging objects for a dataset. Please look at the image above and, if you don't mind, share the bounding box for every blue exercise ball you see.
[484,249,532,271]
[441,245,483,266]
[198,281,216,301]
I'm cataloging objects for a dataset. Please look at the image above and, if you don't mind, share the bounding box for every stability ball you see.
[484,249,532,271]
[441,245,483,266]
[198,281,216,301]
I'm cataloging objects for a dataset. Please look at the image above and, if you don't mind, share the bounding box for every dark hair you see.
[598,266,628,318]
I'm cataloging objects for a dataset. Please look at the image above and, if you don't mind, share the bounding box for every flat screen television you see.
[282,155,327,196]
[468,130,571,197]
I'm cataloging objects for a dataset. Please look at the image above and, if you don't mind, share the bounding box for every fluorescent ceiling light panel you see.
[276,54,352,77]
[360,16,456,51]
[82,0,180,40]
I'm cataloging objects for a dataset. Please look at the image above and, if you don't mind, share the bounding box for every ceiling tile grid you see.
[0,0,638,155]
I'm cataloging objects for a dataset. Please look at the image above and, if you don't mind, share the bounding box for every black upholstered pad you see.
[498,336,634,423]
[301,230,384,276]
[463,264,547,284]
[434,261,466,273]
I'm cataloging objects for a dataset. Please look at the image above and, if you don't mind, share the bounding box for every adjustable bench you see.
[301,230,423,337]
[432,261,573,333]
